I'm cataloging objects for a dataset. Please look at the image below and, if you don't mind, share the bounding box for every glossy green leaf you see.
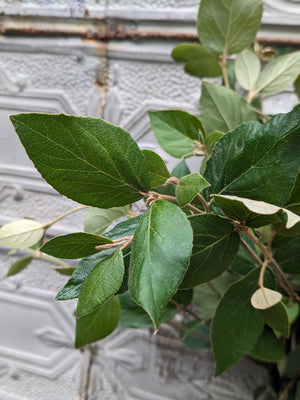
[148,110,203,158]
[213,194,300,229]
[77,250,124,318]
[273,236,300,273]
[204,105,300,207]
[197,0,263,55]
[129,200,193,330]
[200,82,256,135]
[235,49,260,91]
[254,51,300,96]
[6,256,33,277]
[103,215,142,240]
[84,206,130,235]
[211,268,274,375]
[40,232,113,259]
[259,301,290,337]
[0,219,44,249]
[75,296,120,348]
[179,321,211,349]
[171,43,222,78]
[180,214,240,288]
[10,113,150,208]
[142,149,170,188]
[176,173,210,207]
[249,329,285,362]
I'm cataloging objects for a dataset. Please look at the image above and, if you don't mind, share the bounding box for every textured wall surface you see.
[0,1,298,399]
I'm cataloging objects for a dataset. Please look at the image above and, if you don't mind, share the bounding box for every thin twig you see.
[241,239,262,266]
[251,107,271,120]
[167,321,210,342]
[169,299,203,322]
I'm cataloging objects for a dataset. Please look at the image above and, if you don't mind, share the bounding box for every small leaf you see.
[76,250,124,318]
[75,296,120,348]
[84,206,130,235]
[10,113,150,208]
[40,232,113,259]
[148,110,203,158]
[142,149,170,188]
[235,49,260,91]
[176,173,210,207]
[197,0,263,55]
[166,160,191,197]
[129,200,193,330]
[171,43,222,78]
[179,321,210,349]
[50,267,75,276]
[249,329,285,362]
[6,256,33,277]
[258,301,290,337]
[0,219,44,249]
[180,214,240,288]
[213,194,300,229]
[251,288,282,310]
[200,82,256,135]
[254,51,300,96]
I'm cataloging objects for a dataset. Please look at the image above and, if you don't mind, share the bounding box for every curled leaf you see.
[251,288,282,310]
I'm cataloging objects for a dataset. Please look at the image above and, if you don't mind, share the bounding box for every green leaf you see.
[200,82,256,135]
[142,149,170,188]
[205,131,224,154]
[171,43,222,78]
[235,49,260,91]
[172,289,193,306]
[249,329,285,362]
[166,160,191,197]
[258,301,290,337]
[229,236,256,275]
[211,268,274,375]
[254,51,300,96]
[129,200,193,330]
[197,0,263,56]
[204,105,300,207]
[10,113,150,208]
[50,267,76,276]
[213,194,300,229]
[6,256,33,277]
[193,271,238,321]
[118,291,176,329]
[84,206,130,235]
[286,346,300,378]
[273,236,300,273]
[40,232,113,259]
[75,296,120,348]
[148,110,203,158]
[76,250,124,318]
[103,215,142,240]
[180,214,240,288]
[176,173,210,207]
[179,321,211,349]
[0,219,44,249]
[295,75,300,101]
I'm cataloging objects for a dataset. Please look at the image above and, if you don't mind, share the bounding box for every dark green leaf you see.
[142,149,170,188]
[129,200,193,330]
[75,296,120,348]
[103,215,142,240]
[76,250,124,318]
[249,329,284,362]
[286,346,300,378]
[200,82,256,135]
[180,214,240,288]
[148,110,203,158]
[40,233,113,259]
[172,289,193,306]
[259,301,290,337]
[176,173,210,207]
[84,206,130,235]
[179,321,211,349]
[197,0,263,55]
[273,236,300,273]
[10,113,150,208]
[6,256,33,277]
[229,237,256,275]
[171,43,222,78]
[204,105,300,207]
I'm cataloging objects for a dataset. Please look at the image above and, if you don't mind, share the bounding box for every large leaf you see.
[259,302,290,337]
[0,219,44,249]
[76,250,124,318]
[204,105,300,207]
[273,236,300,273]
[254,51,300,96]
[10,113,150,208]
[200,82,256,135]
[213,194,300,229]
[128,200,193,330]
[40,232,113,259]
[75,296,120,348]
[148,110,203,158]
[211,268,273,375]
[249,329,285,362]
[176,173,210,207]
[142,149,170,188]
[171,43,222,78]
[197,0,263,56]
[180,214,240,288]
[235,49,260,91]
[84,206,130,235]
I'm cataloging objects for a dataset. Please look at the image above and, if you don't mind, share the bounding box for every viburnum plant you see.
[1,0,300,397]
